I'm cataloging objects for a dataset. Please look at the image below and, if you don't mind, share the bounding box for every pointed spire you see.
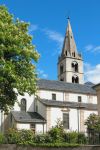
[61,18,78,57]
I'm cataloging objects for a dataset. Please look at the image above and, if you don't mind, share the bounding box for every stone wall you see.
[0,145,100,150]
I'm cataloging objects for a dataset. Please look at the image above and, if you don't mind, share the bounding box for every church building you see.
[0,19,98,133]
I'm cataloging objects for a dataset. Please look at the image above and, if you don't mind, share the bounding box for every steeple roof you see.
[61,19,80,58]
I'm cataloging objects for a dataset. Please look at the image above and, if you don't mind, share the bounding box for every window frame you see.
[20,98,27,112]
[78,96,82,103]
[52,93,56,100]
[63,113,69,129]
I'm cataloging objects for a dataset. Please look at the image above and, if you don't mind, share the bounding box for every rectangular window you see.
[52,93,56,100]
[78,96,82,103]
[63,113,69,129]
[30,123,35,132]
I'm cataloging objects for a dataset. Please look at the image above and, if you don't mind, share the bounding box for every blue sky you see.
[0,0,100,83]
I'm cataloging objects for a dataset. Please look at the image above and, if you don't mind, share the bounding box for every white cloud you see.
[29,24,38,33]
[43,29,64,51]
[85,44,100,53]
[37,69,48,79]
[85,44,94,51]
[84,63,100,84]
[94,46,100,52]
[29,24,64,55]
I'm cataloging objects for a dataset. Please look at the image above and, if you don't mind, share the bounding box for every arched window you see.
[21,98,26,112]
[72,75,79,83]
[60,78,64,81]
[72,52,75,57]
[65,51,67,56]
[72,61,78,72]
[60,64,64,74]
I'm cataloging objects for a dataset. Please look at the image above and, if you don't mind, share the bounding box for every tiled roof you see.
[11,111,46,123]
[93,83,100,89]
[37,79,96,95]
[38,99,97,111]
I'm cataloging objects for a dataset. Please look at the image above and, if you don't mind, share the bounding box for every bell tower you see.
[58,18,84,84]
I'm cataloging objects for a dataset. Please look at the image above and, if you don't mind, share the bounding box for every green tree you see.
[85,113,100,144]
[0,6,39,112]
[85,113,100,132]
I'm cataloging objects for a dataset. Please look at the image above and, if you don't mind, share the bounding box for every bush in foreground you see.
[0,127,87,146]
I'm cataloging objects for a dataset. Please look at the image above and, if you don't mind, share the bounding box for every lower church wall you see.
[48,107,97,132]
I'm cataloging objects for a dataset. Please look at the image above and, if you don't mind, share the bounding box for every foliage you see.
[63,132,87,144]
[5,128,34,144]
[0,133,5,144]
[27,142,79,147]
[1,128,88,145]
[85,113,100,144]
[48,127,64,143]
[85,113,100,132]
[18,129,34,143]
[6,128,20,144]
[34,134,47,144]
[0,6,39,112]
[77,133,87,144]
[55,118,63,128]
[65,132,78,143]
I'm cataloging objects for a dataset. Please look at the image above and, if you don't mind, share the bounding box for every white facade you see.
[38,89,97,104]
[0,82,97,133]
[36,89,97,132]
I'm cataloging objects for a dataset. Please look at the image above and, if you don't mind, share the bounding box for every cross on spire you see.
[67,16,70,20]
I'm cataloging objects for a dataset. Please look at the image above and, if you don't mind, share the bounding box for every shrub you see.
[63,132,70,143]
[5,128,34,144]
[44,134,53,143]
[63,132,87,144]
[5,128,87,145]
[18,129,34,143]
[48,127,64,143]
[0,133,5,144]
[6,128,20,144]
[34,134,46,143]
[78,133,87,144]
[67,132,78,143]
